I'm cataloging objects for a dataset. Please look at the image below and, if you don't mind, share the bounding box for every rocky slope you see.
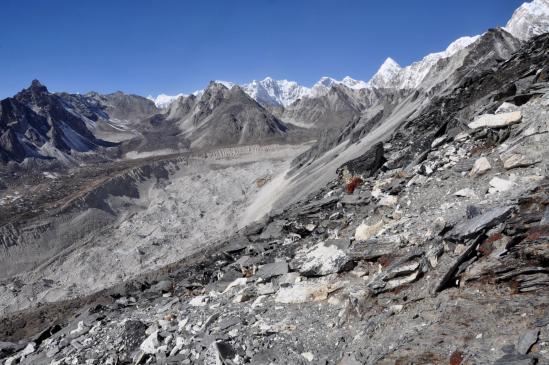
[0,81,117,165]
[0,2,548,365]
[1,51,548,363]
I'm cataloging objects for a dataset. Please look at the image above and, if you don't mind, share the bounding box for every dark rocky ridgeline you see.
[385,32,549,170]
[1,34,548,365]
[0,81,119,165]
[290,28,524,174]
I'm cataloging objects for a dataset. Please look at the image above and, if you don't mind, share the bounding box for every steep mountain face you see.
[242,77,310,107]
[0,81,117,164]
[384,35,481,91]
[176,83,290,149]
[136,82,293,151]
[83,91,158,123]
[147,93,186,109]
[505,0,549,39]
[367,57,402,89]
[281,84,367,130]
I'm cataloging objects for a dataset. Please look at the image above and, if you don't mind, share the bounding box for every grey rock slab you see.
[516,329,539,354]
[446,206,514,241]
[468,111,522,129]
[494,353,536,365]
[489,177,517,192]
[217,317,241,331]
[259,220,286,240]
[434,237,482,293]
[348,239,394,260]
[299,196,339,215]
[255,261,289,280]
[203,341,235,365]
[502,154,540,170]
[469,157,492,176]
[340,194,369,205]
[0,342,25,358]
[147,280,173,294]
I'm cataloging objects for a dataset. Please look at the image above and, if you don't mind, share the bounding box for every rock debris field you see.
[1,89,548,365]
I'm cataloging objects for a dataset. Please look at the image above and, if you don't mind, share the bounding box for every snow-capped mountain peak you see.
[147,93,187,109]
[309,75,371,97]
[379,57,402,73]
[368,57,402,89]
[341,76,369,90]
[242,77,310,107]
[214,80,236,89]
[316,77,337,88]
[444,36,481,56]
[505,0,549,40]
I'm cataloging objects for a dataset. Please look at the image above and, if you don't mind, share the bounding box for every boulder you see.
[468,111,522,129]
[291,242,352,277]
[188,295,209,307]
[355,221,384,241]
[204,341,235,365]
[454,188,477,199]
[139,331,160,354]
[337,142,386,178]
[256,261,289,280]
[489,177,516,192]
[469,157,491,176]
[516,329,539,355]
[259,220,285,240]
[502,154,539,170]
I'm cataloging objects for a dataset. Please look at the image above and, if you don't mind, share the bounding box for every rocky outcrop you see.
[0,81,119,164]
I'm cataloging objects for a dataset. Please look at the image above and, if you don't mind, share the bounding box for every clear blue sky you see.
[0,0,525,98]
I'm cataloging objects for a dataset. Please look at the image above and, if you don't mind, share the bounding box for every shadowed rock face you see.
[57,90,158,125]
[168,82,291,149]
[337,142,386,178]
[124,82,297,153]
[0,80,117,163]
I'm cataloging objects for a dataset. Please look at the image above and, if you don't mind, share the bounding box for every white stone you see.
[301,352,314,362]
[453,188,477,199]
[495,102,519,114]
[378,194,398,207]
[222,278,247,294]
[454,131,470,142]
[275,281,342,304]
[489,177,516,192]
[278,272,300,286]
[355,220,384,241]
[293,242,349,276]
[69,321,90,337]
[188,295,209,307]
[469,157,491,176]
[20,342,36,357]
[140,331,160,354]
[431,136,446,148]
[468,111,522,129]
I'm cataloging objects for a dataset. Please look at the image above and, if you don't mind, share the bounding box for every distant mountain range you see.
[148,0,549,108]
[1,0,548,167]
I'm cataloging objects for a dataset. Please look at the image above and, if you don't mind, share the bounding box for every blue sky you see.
[0,0,525,98]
